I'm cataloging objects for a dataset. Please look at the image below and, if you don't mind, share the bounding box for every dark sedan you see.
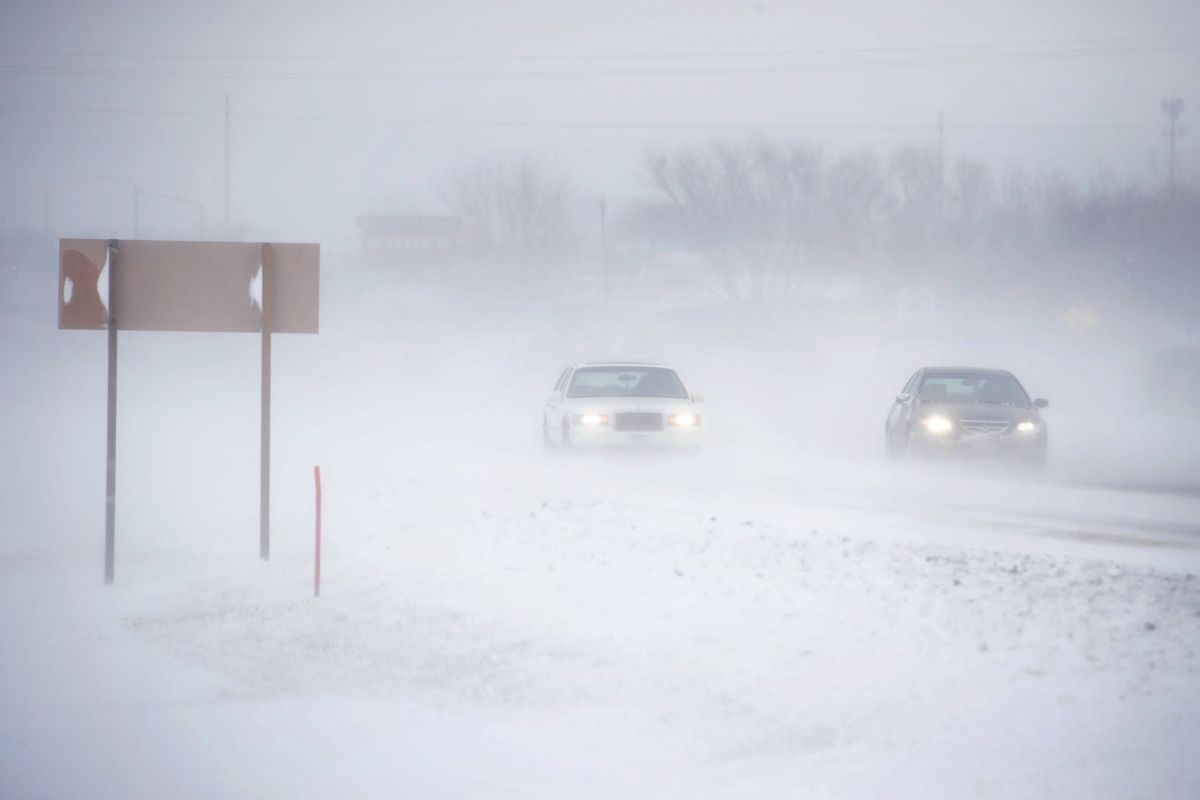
[885,368,1048,465]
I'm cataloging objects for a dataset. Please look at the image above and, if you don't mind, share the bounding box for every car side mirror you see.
[895,392,910,403]
[691,393,704,404]
[1034,398,1049,409]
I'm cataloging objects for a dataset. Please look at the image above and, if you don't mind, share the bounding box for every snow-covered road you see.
[4,441,1199,799]
[3,284,1199,798]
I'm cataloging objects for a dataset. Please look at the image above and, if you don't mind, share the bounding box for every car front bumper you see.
[568,425,702,449]
[911,429,1046,460]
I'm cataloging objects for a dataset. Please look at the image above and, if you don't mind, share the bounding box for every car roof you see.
[923,367,1013,375]
[574,361,671,368]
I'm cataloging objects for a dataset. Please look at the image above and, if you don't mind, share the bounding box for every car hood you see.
[918,402,1041,423]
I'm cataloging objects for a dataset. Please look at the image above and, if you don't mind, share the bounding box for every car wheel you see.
[561,418,571,449]
[543,417,553,448]
[886,426,906,460]
[904,427,922,461]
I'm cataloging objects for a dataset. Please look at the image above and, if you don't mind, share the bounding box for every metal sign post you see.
[58,238,319,583]
[104,239,118,584]
[260,243,272,560]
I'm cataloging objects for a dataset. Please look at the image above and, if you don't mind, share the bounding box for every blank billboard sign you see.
[58,239,319,333]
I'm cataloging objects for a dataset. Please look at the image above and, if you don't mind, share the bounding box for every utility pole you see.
[1161,97,1184,195]
[598,198,609,310]
[937,109,946,229]
[224,94,231,238]
[938,110,946,187]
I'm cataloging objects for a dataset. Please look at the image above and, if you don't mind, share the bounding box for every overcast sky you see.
[2,0,1198,243]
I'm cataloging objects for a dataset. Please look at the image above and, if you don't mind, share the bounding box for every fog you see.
[3,3,1200,799]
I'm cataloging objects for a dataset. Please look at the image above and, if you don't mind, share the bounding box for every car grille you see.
[959,419,1011,435]
[613,412,664,432]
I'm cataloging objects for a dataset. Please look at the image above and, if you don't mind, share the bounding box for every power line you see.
[0,101,207,117]
[237,113,1163,133]
[1,41,1197,81]
[239,113,936,131]
[0,102,1164,132]
[2,33,1196,64]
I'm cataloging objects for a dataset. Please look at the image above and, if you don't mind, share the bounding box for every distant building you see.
[356,215,473,269]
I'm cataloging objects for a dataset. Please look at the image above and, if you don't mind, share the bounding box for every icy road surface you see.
[3,283,1200,799]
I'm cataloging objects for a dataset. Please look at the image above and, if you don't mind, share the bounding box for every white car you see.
[543,362,703,449]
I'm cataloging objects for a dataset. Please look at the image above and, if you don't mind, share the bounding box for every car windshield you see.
[567,366,689,399]
[918,372,1030,406]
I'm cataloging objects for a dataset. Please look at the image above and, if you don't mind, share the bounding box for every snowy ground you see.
[3,272,1200,798]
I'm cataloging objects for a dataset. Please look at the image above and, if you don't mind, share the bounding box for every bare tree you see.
[992,166,1034,253]
[952,156,993,228]
[823,149,885,260]
[884,145,942,262]
[641,138,823,303]
[1032,171,1084,246]
[447,156,572,272]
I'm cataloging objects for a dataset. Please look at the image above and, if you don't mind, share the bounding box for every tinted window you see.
[919,372,1030,406]
[567,367,689,399]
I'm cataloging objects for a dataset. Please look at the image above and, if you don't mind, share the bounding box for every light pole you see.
[1161,97,1184,195]
[224,94,230,238]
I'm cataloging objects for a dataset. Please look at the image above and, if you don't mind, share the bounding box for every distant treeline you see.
[443,140,1198,318]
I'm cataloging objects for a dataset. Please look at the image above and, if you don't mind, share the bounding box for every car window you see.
[902,371,921,395]
[919,373,1030,406]
[567,366,689,399]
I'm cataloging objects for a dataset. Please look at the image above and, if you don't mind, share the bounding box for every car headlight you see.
[1016,421,1038,433]
[572,414,609,426]
[668,413,700,427]
[920,416,953,434]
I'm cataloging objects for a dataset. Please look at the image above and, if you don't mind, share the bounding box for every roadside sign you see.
[58,238,319,583]
[59,239,318,333]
